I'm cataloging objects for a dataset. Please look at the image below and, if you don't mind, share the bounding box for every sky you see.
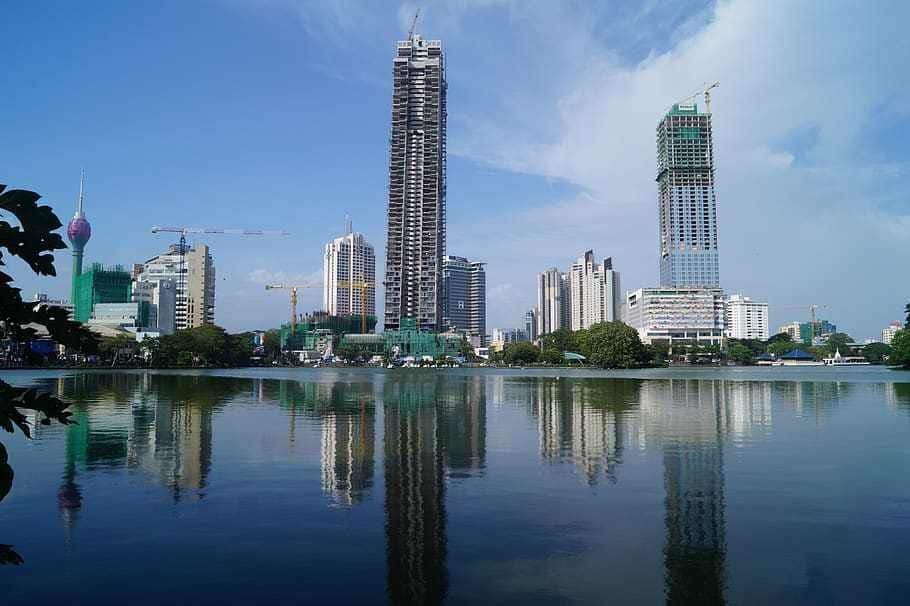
[2,0,908,341]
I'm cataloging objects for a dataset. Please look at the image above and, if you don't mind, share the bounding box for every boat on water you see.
[823,349,870,366]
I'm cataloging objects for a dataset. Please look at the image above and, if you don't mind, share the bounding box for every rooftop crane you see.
[408,8,421,40]
[336,279,375,335]
[264,283,322,332]
[150,226,291,311]
[675,81,720,113]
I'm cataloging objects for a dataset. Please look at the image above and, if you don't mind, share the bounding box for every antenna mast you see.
[76,168,85,217]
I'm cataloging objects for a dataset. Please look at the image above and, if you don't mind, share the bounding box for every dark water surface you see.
[1,367,909,604]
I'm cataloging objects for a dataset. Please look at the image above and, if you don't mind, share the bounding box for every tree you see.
[539,347,563,365]
[540,328,577,352]
[647,342,670,367]
[890,330,910,369]
[262,329,281,359]
[583,321,647,369]
[0,183,98,565]
[727,342,754,365]
[768,341,805,356]
[503,342,539,365]
[336,341,365,363]
[823,332,855,355]
[863,342,892,364]
[767,332,792,344]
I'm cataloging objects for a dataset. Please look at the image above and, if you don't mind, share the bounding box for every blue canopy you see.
[781,349,815,360]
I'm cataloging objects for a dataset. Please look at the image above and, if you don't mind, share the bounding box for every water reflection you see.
[7,371,908,603]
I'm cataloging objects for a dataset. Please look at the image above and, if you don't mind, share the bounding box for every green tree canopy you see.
[727,342,754,365]
[582,321,647,369]
[767,332,792,344]
[540,328,577,353]
[862,342,892,364]
[890,330,910,369]
[539,347,563,365]
[503,342,540,365]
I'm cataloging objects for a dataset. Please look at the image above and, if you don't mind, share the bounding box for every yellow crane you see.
[336,279,375,334]
[264,283,322,331]
[675,81,720,113]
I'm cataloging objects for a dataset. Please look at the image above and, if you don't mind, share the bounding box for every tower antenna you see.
[77,168,85,217]
[408,8,421,40]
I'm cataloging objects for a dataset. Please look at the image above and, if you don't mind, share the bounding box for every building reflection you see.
[527,378,642,485]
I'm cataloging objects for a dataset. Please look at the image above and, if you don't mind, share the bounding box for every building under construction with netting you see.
[72,263,132,323]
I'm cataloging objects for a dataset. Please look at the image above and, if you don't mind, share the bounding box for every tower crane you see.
[675,81,720,113]
[408,8,421,40]
[151,226,291,317]
[777,304,830,341]
[264,283,322,332]
[336,279,375,334]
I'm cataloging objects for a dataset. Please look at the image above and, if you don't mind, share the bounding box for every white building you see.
[31,293,75,318]
[132,279,177,335]
[537,268,570,336]
[89,302,148,331]
[777,321,803,342]
[490,328,526,344]
[625,287,726,345]
[882,320,903,345]
[138,244,215,329]
[323,224,376,320]
[568,250,622,330]
[724,294,769,340]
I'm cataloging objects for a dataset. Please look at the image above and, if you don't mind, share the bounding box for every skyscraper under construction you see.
[383,33,447,332]
[657,101,720,288]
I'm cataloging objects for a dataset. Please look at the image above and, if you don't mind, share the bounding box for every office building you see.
[89,302,152,331]
[72,263,132,323]
[138,244,215,330]
[442,255,486,345]
[525,307,539,343]
[537,268,570,336]
[657,103,720,288]
[882,321,903,345]
[132,279,177,335]
[724,294,769,340]
[490,328,526,345]
[625,287,726,345]
[323,223,376,321]
[66,171,92,306]
[383,33,447,332]
[568,250,622,330]
[777,321,802,342]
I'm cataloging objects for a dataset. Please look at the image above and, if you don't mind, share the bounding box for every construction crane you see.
[151,226,291,314]
[777,304,830,341]
[408,7,421,40]
[264,283,322,332]
[676,81,720,113]
[336,279,375,334]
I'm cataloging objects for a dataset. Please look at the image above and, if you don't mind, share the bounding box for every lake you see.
[1,367,909,604]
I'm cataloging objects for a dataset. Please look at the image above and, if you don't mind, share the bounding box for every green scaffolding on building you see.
[72,263,132,323]
[280,312,377,351]
[340,318,464,360]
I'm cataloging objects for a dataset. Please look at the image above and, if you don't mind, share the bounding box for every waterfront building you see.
[72,263,132,323]
[537,268,570,336]
[525,307,539,343]
[724,294,769,340]
[323,223,376,321]
[383,33,447,332]
[625,287,726,345]
[657,103,720,288]
[31,293,75,319]
[132,279,177,335]
[568,250,622,330]
[442,256,486,345]
[138,244,215,329]
[66,171,92,306]
[882,321,903,345]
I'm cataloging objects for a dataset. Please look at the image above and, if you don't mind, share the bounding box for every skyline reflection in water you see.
[2,370,910,604]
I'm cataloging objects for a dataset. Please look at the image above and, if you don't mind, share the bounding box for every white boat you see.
[823,349,870,366]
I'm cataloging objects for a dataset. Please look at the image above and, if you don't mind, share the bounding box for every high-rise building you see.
[72,263,132,323]
[138,244,215,330]
[442,255,485,345]
[525,307,539,343]
[657,103,720,288]
[724,294,769,340]
[567,250,622,330]
[383,33,447,332]
[625,287,726,345]
[323,223,376,322]
[882,320,903,345]
[132,279,177,334]
[66,170,92,305]
[537,268,570,336]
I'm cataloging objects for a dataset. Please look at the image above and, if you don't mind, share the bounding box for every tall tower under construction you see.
[383,33,447,332]
[657,102,720,288]
[66,170,92,306]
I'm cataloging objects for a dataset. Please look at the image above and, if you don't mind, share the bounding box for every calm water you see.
[1,367,909,605]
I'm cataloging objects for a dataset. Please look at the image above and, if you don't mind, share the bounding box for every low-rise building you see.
[724,294,769,340]
[625,287,726,345]
[89,302,152,332]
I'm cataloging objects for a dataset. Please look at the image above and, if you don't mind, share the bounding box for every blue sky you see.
[2,0,908,340]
